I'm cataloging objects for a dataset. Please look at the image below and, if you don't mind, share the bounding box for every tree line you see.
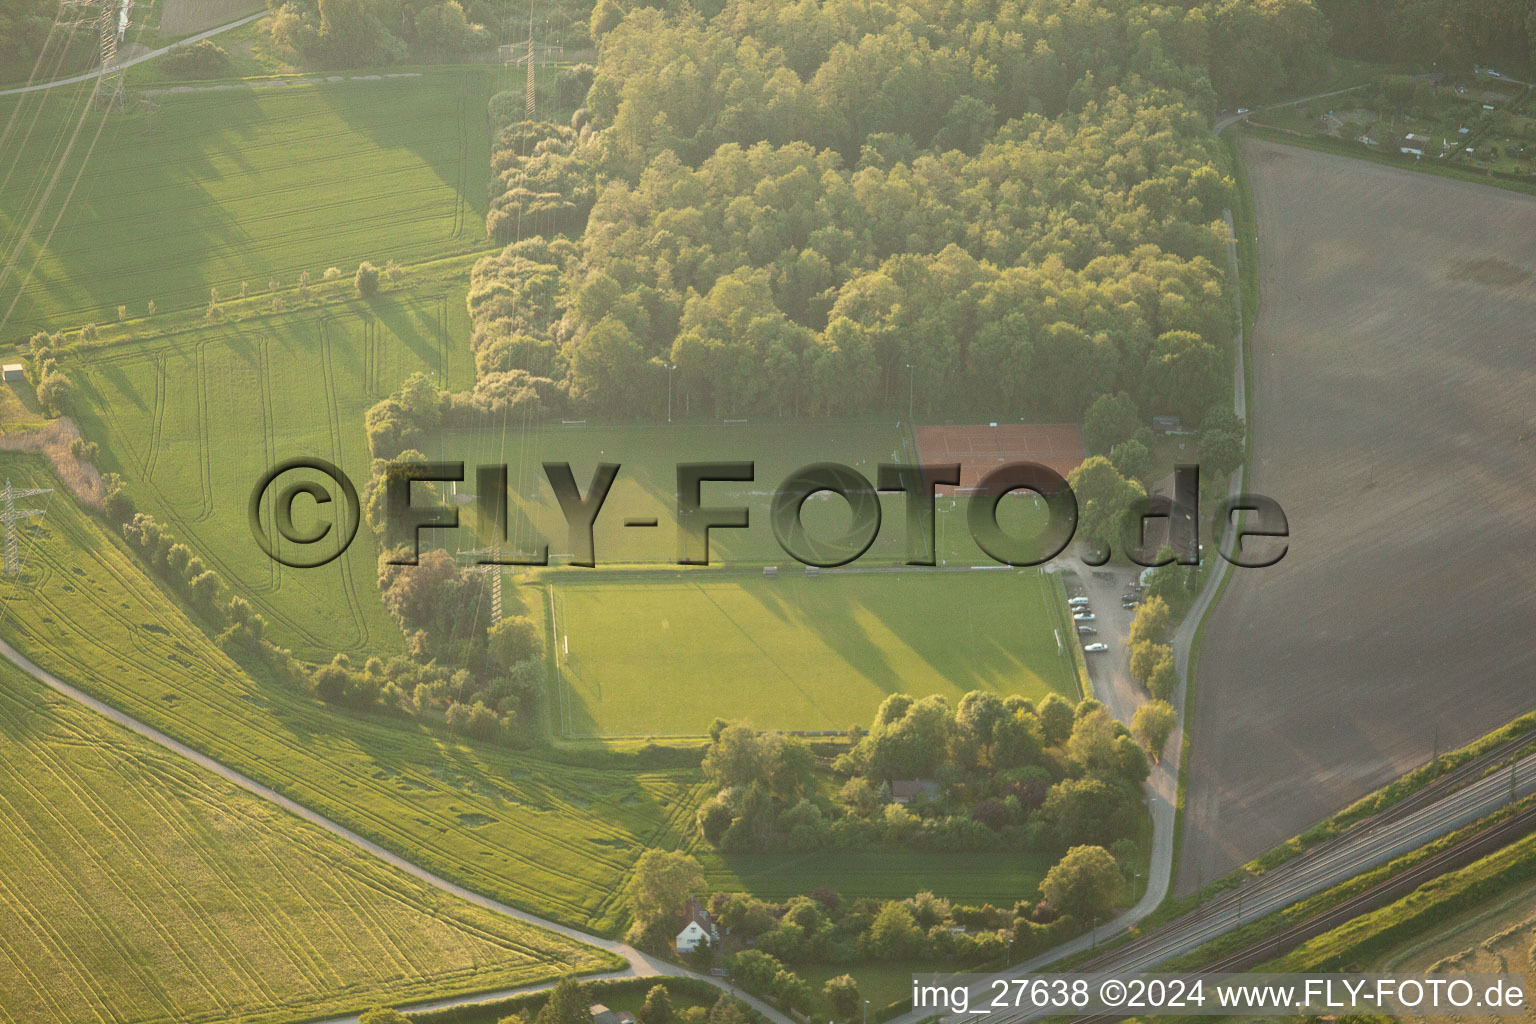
[693,689,1156,858]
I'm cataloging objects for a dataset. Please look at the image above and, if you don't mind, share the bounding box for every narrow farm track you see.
[0,632,795,1024]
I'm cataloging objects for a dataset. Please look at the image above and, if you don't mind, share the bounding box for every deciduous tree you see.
[625,850,704,928]
[1039,845,1121,922]
[1132,700,1176,762]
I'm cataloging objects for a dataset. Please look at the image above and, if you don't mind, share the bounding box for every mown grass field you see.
[0,662,615,1024]
[70,286,474,659]
[437,421,912,567]
[0,69,491,338]
[549,569,1079,736]
[0,453,700,935]
[432,420,1053,568]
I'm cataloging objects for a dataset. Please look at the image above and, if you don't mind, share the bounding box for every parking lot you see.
[1057,564,1150,726]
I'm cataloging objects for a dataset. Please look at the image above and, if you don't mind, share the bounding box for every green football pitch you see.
[547,568,1082,736]
[429,420,1054,568]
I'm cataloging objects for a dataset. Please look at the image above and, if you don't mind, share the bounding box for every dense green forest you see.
[446,0,1536,428]
[1316,0,1534,69]
[468,0,1267,425]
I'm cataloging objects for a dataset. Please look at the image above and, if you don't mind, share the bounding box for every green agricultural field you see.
[548,569,1080,736]
[0,69,491,338]
[0,452,699,934]
[0,663,614,1024]
[70,286,474,659]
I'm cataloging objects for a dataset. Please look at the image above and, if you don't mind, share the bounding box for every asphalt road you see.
[0,633,792,1024]
[0,11,268,98]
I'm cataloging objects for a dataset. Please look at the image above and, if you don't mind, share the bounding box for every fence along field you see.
[71,288,473,660]
[0,453,699,934]
[0,664,614,1024]
[0,69,490,337]
[551,569,1079,737]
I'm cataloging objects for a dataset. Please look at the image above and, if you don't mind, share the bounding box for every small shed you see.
[1151,414,1182,433]
[2,364,24,382]
[1399,133,1431,157]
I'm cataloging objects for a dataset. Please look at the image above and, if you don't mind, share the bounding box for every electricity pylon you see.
[524,0,536,120]
[0,480,51,577]
[61,0,129,105]
[457,547,504,624]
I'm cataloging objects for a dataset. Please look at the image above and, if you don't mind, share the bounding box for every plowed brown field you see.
[1178,137,1536,891]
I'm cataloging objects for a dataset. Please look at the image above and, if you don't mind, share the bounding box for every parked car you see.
[1083,642,1109,653]
[1121,593,1139,602]
[1073,612,1096,622]
[1068,597,1092,607]
[1122,600,1138,609]
[1077,625,1097,635]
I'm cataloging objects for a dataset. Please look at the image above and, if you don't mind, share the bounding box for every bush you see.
[36,368,70,415]
[160,40,230,79]
[355,261,381,297]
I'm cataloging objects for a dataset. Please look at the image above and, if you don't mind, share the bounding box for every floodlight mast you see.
[0,480,52,577]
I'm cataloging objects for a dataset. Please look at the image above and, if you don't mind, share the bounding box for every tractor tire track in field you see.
[362,315,379,398]
[258,335,279,594]
[435,292,450,378]
[2,723,261,1015]
[143,350,167,480]
[0,630,796,1024]
[14,502,661,918]
[0,778,191,1018]
[318,315,369,652]
[452,81,468,239]
[75,359,148,480]
[21,187,460,325]
[0,686,603,1024]
[191,339,214,522]
[20,567,616,928]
